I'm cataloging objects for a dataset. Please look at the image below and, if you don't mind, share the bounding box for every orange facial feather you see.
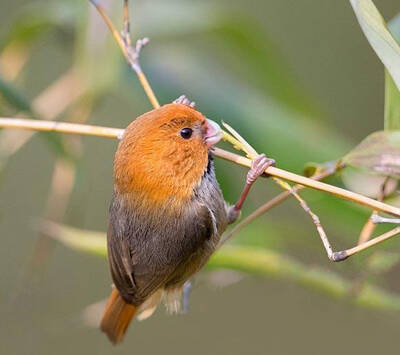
[114,104,209,209]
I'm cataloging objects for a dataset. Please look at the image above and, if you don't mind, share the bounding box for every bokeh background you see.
[1,0,400,354]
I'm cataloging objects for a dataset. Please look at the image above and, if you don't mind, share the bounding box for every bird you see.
[100,95,274,344]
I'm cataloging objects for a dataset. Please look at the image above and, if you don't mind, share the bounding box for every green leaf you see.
[341,129,400,197]
[0,1,75,50]
[367,250,400,274]
[303,160,339,178]
[384,71,400,130]
[343,131,400,178]
[0,75,74,161]
[384,15,400,130]
[0,76,32,113]
[340,166,397,198]
[210,246,400,311]
[388,14,400,47]
[350,0,400,91]
[211,16,317,116]
[40,221,107,257]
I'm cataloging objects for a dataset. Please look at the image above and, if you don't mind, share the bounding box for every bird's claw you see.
[247,154,275,185]
[173,95,196,108]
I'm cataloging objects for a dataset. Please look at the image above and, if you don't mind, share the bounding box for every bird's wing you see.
[107,202,217,306]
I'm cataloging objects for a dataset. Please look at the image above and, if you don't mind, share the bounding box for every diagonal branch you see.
[0,117,124,139]
[86,3,400,217]
[219,125,400,261]
[1,116,400,219]
[213,147,400,217]
[89,0,160,109]
[357,177,389,245]
[222,122,336,259]
[220,165,339,246]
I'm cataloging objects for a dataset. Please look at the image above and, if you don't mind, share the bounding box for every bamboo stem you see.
[0,118,124,139]
[213,147,400,217]
[220,167,337,246]
[357,178,389,245]
[1,116,400,218]
[344,227,400,258]
[89,0,160,109]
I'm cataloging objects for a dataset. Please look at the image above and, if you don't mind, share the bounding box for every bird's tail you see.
[100,289,136,344]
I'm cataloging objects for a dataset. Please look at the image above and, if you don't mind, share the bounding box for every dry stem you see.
[213,147,400,217]
[219,125,400,261]
[220,166,338,246]
[221,123,336,259]
[0,117,124,139]
[85,1,400,217]
[357,178,389,245]
[2,0,400,263]
[1,116,400,219]
[89,0,160,108]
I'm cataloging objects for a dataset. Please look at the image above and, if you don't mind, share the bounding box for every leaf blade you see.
[350,0,400,90]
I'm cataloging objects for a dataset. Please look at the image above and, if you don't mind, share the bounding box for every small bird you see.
[100,96,273,344]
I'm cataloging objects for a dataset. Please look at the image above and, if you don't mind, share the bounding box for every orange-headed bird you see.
[100,96,273,343]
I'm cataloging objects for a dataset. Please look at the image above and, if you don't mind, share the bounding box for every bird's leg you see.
[182,280,193,314]
[173,95,196,108]
[228,154,275,224]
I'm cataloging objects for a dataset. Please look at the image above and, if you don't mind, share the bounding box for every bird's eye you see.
[180,127,193,139]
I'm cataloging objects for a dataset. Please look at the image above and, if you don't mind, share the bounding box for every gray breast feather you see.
[107,155,229,305]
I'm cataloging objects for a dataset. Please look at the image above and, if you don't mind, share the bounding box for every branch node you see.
[331,251,349,262]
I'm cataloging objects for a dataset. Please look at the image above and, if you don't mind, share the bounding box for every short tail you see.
[100,289,136,344]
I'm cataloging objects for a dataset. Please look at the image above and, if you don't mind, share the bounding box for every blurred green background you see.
[1,0,400,354]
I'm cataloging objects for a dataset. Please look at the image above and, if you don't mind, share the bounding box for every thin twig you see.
[371,215,400,224]
[0,69,83,157]
[0,42,29,81]
[357,177,389,245]
[86,1,400,217]
[358,218,377,245]
[271,177,335,259]
[0,118,124,139]
[344,227,400,258]
[1,116,400,217]
[85,1,400,261]
[122,0,131,47]
[221,125,337,259]
[220,166,339,246]
[89,0,160,109]
[213,147,400,217]
[218,127,400,261]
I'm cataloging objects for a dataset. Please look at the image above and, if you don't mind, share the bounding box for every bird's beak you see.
[204,119,222,147]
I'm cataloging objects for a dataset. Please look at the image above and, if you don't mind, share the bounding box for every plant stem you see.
[89,0,160,109]
[220,166,336,245]
[1,116,400,218]
[0,117,124,139]
[213,147,400,217]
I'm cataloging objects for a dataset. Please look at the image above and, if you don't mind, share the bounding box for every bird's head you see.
[114,103,222,209]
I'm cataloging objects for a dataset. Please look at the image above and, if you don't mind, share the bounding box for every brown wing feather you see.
[107,155,229,307]
[107,200,221,307]
[107,213,174,306]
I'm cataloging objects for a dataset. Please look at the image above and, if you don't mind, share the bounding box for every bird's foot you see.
[173,95,196,108]
[247,154,275,185]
